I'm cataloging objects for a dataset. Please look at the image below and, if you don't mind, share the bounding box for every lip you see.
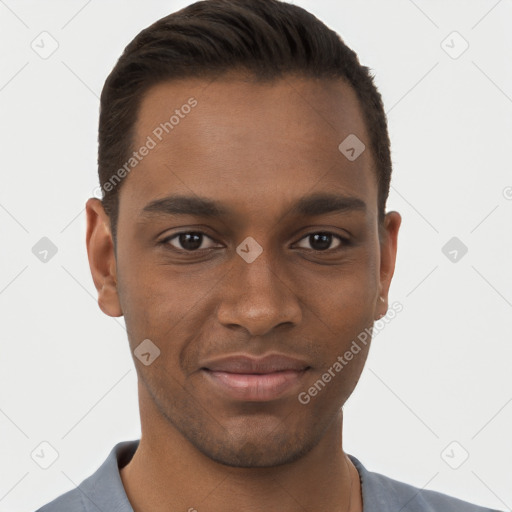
[202,369,309,401]
[200,353,311,402]
[201,353,310,373]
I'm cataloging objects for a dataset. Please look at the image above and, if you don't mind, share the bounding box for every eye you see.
[295,232,348,251]
[160,230,349,253]
[161,231,218,252]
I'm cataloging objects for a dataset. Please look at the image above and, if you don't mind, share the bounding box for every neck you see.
[120,386,362,512]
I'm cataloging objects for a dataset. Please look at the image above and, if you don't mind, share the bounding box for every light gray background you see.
[1,1,511,511]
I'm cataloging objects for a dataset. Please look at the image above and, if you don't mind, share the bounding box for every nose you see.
[216,246,302,337]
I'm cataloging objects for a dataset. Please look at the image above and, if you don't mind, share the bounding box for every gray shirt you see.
[34,439,502,512]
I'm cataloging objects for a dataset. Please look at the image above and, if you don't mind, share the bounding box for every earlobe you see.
[85,198,123,317]
[375,296,386,320]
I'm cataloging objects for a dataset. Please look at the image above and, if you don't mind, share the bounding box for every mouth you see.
[201,368,310,401]
[200,353,311,402]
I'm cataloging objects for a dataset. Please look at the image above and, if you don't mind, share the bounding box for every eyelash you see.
[159,231,350,253]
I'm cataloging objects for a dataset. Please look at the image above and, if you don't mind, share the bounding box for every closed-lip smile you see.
[200,353,311,402]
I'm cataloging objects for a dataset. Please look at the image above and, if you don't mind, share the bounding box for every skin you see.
[86,72,401,512]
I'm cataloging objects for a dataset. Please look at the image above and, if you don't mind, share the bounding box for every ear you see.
[85,198,123,317]
[375,211,401,320]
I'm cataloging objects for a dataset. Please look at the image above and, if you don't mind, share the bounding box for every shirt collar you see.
[78,439,138,512]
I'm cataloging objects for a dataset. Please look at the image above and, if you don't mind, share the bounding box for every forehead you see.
[120,74,377,221]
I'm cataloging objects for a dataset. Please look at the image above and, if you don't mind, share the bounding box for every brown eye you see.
[295,232,347,251]
[162,232,217,251]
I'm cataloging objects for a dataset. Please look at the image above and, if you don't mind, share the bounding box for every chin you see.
[186,422,320,469]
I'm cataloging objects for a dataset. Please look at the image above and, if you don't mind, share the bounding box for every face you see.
[86,73,400,468]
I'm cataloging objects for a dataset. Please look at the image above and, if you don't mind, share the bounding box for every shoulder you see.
[368,470,501,512]
[349,455,503,512]
[33,439,139,512]
[34,489,85,512]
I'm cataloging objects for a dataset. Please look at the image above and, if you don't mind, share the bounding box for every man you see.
[35,0,502,510]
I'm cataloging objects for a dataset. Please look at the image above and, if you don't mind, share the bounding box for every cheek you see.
[297,250,379,323]
[118,252,210,328]
[292,249,379,386]
[117,261,221,379]
[303,350,370,413]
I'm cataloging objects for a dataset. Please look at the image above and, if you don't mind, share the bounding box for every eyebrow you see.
[139,192,367,220]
